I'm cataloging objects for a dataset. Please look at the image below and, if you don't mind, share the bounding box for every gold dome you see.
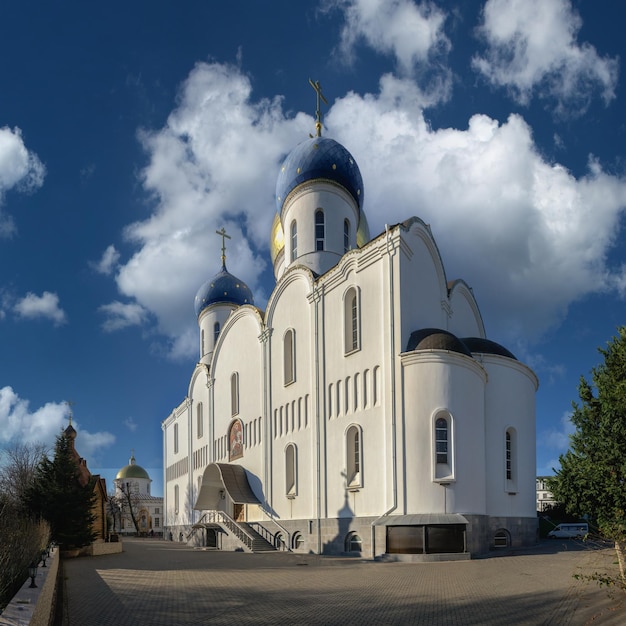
[269,212,285,265]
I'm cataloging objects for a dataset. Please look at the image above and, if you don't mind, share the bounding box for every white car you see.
[547,523,588,539]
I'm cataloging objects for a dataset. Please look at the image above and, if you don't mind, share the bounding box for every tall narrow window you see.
[435,417,448,464]
[214,321,220,343]
[201,329,205,356]
[315,210,325,251]
[197,402,203,439]
[174,484,179,514]
[290,220,297,262]
[285,443,297,496]
[506,431,512,480]
[505,428,517,490]
[284,328,295,385]
[174,423,179,454]
[344,287,360,353]
[346,425,362,488]
[231,372,239,416]
[344,219,350,253]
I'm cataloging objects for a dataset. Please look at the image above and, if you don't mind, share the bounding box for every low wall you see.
[0,547,59,626]
[0,540,123,626]
[88,541,123,556]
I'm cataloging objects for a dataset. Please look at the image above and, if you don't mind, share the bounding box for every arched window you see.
[344,219,350,253]
[344,287,360,354]
[174,423,179,454]
[290,220,297,262]
[434,413,454,481]
[197,402,203,439]
[231,372,239,416]
[435,417,448,464]
[292,532,304,550]
[315,210,325,251]
[494,529,510,548]
[346,425,362,488]
[214,321,220,343]
[174,484,179,515]
[284,329,295,385]
[345,531,362,553]
[285,443,297,496]
[506,431,512,480]
[505,428,517,490]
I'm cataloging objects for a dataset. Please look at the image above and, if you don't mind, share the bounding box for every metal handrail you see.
[252,518,290,551]
[207,510,255,550]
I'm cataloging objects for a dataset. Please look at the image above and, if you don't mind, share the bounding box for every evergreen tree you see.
[24,433,97,548]
[548,327,626,584]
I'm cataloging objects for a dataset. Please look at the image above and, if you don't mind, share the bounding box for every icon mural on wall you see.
[229,419,244,461]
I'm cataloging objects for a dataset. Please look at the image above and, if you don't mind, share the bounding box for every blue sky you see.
[1,0,625,497]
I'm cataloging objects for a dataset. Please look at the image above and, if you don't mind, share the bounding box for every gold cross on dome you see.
[309,79,328,138]
[215,227,231,267]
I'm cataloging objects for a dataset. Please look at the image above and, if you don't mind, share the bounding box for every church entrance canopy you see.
[194,463,261,510]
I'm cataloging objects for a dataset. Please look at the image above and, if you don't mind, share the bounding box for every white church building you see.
[162,102,538,559]
[114,454,163,537]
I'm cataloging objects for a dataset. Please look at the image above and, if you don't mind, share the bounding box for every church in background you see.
[162,85,538,559]
[114,453,163,537]
[64,421,108,543]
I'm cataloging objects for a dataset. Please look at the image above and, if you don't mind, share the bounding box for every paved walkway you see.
[61,539,625,625]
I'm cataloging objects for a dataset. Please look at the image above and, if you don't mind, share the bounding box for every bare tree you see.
[118,481,142,534]
[0,442,48,505]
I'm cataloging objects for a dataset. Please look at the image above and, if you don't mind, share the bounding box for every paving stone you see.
[61,538,625,625]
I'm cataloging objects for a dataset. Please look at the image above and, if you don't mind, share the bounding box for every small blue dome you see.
[276,137,364,213]
[194,265,254,317]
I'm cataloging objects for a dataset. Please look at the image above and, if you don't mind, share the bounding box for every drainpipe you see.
[371,224,398,557]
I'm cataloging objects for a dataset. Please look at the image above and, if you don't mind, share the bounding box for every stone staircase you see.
[238,522,276,552]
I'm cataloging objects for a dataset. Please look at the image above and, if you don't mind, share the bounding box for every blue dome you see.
[276,137,364,213]
[194,265,254,317]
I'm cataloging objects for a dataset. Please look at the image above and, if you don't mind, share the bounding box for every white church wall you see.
[267,271,315,517]
[447,281,485,338]
[281,182,359,276]
[398,222,450,344]
[482,356,538,518]
[211,308,265,508]
[400,351,487,515]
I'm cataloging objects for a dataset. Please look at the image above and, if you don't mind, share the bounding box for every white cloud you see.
[328,0,451,103]
[108,62,626,358]
[325,77,626,341]
[92,245,120,275]
[0,386,115,461]
[473,0,619,114]
[0,126,45,236]
[123,416,138,432]
[108,62,307,355]
[99,300,149,332]
[14,291,67,326]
